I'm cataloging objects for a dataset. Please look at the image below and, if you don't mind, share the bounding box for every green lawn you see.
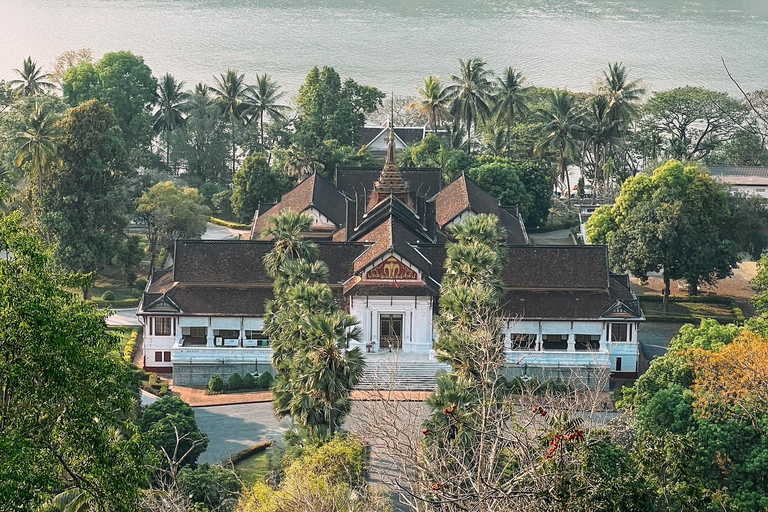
[641,299,737,321]
[109,327,136,353]
[233,448,272,485]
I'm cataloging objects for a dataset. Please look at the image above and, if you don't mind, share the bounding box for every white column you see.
[206,318,214,347]
[600,323,608,352]
[567,331,576,353]
[175,318,182,347]
[240,317,245,348]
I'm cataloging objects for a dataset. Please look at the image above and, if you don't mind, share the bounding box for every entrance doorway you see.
[380,314,403,350]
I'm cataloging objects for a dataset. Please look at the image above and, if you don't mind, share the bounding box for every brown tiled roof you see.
[502,246,609,289]
[172,240,368,286]
[250,173,346,239]
[433,174,528,244]
[501,290,628,320]
[344,280,439,297]
[351,215,432,274]
[166,285,274,316]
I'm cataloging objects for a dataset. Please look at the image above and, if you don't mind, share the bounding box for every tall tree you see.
[244,73,291,150]
[210,70,249,176]
[581,94,620,196]
[231,154,289,223]
[0,210,149,511]
[446,58,495,155]
[39,100,131,298]
[8,56,55,97]
[13,105,60,197]
[409,75,451,133]
[153,73,188,169]
[492,67,530,158]
[535,90,583,201]
[600,62,645,125]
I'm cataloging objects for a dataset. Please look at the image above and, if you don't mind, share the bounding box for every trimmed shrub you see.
[227,372,243,391]
[207,375,224,395]
[101,290,115,301]
[241,372,257,390]
[134,278,148,291]
[209,216,251,230]
[122,331,139,363]
[148,373,161,389]
[256,371,274,390]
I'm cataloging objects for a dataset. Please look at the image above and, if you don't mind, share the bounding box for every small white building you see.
[708,165,768,199]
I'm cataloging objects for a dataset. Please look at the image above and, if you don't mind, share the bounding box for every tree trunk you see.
[260,110,265,151]
[166,132,171,172]
[466,119,472,155]
[328,402,335,439]
[560,154,571,205]
[663,271,671,314]
[82,279,92,301]
[688,278,699,296]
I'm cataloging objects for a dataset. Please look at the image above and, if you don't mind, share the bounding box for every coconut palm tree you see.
[409,75,451,133]
[534,90,584,203]
[300,311,364,437]
[492,67,530,158]
[283,144,324,181]
[244,74,291,150]
[210,70,249,175]
[13,106,60,197]
[582,94,620,196]
[153,73,189,169]
[445,59,495,155]
[261,210,319,277]
[600,62,645,126]
[9,57,54,97]
[39,488,96,512]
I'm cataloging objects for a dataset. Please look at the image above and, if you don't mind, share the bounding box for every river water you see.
[1,0,766,96]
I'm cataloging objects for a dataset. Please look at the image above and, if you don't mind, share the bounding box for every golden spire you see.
[375,93,408,195]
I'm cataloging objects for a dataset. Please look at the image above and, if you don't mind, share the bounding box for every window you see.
[610,324,629,342]
[575,334,600,351]
[155,317,172,336]
[190,327,206,338]
[245,330,270,348]
[543,334,568,351]
[164,351,172,362]
[154,351,163,362]
[615,357,622,372]
[757,188,766,193]
[510,334,536,351]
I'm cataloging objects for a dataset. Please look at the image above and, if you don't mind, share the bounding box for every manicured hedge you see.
[123,331,139,363]
[638,294,733,304]
[91,297,141,308]
[229,440,274,465]
[209,217,252,230]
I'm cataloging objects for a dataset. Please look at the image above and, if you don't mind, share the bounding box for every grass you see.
[640,296,739,322]
[109,327,136,353]
[233,447,272,485]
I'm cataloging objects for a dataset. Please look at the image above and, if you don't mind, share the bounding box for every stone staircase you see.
[356,360,451,391]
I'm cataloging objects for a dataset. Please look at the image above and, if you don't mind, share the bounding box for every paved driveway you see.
[638,321,686,362]
[106,308,140,327]
[202,222,249,240]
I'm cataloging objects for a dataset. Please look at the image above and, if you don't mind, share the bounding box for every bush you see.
[139,396,209,468]
[101,290,116,301]
[134,278,148,291]
[207,375,224,395]
[179,463,242,512]
[242,372,257,390]
[227,372,243,391]
[209,216,251,230]
[148,373,161,389]
[123,331,139,363]
[256,371,274,390]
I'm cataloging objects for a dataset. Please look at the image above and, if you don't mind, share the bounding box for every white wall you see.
[349,296,434,353]
[730,184,768,199]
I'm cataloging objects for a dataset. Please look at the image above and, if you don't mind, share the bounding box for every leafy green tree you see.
[0,211,149,511]
[518,161,554,228]
[642,86,744,161]
[535,90,583,201]
[136,181,211,273]
[244,73,291,150]
[39,100,131,298]
[588,160,740,310]
[153,73,188,169]
[231,154,289,223]
[8,56,55,97]
[137,396,209,469]
[295,66,384,147]
[581,94,620,196]
[409,75,451,132]
[178,463,242,512]
[492,67,530,158]
[751,256,768,315]
[13,105,61,197]
[446,58,495,155]
[467,159,533,220]
[62,51,158,163]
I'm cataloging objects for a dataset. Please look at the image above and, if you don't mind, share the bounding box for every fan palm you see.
[9,57,54,97]
[153,73,189,168]
[409,75,451,133]
[600,62,645,126]
[244,73,291,150]
[261,210,319,277]
[13,106,60,197]
[534,90,584,203]
[445,58,495,155]
[210,70,249,175]
[492,67,530,158]
[300,311,364,437]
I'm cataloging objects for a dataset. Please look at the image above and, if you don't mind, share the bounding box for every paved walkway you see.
[529,228,574,245]
[201,222,250,240]
[106,308,140,327]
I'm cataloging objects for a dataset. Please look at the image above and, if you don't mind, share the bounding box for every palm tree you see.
[445,59,495,155]
[13,106,60,197]
[244,74,291,150]
[409,75,451,133]
[40,488,95,512]
[301,311,364,437]
[210,70,249,175]
[283,144,324,181]
[9,57,54,97]
[600,62,645,126]
[153,73,189,169]
[582,94,620,196]
[492,67,530,158]
[261,210,319,277]
[534,90,584,203]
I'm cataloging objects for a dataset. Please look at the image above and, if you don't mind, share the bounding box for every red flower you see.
[443,404,457,415]
[574,429,584,441]
[423,429,431,436]
[432,483,442,491]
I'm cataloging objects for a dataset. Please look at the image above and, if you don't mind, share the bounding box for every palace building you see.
[138,127,644,388]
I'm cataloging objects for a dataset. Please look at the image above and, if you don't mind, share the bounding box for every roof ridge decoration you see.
[374,118,410,196]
